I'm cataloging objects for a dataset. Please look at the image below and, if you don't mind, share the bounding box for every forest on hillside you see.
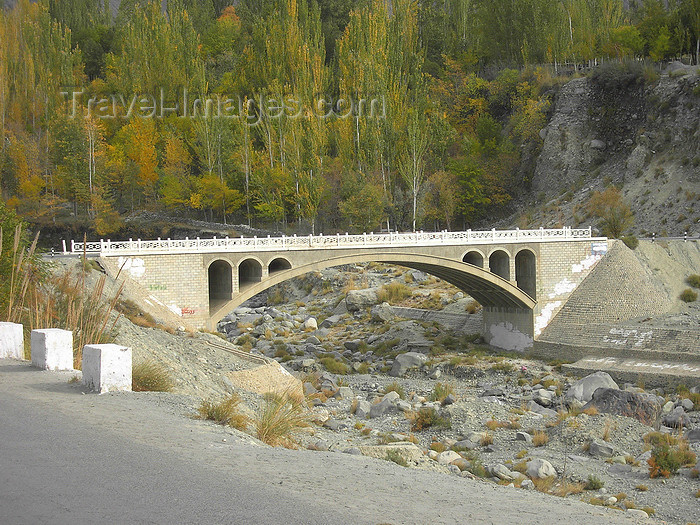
[0,0,698,236]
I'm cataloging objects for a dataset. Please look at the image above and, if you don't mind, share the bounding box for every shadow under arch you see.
[209,252,536,326]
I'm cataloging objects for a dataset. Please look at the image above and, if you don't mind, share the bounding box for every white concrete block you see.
[82,344,132,393]
[0,322,24,359]
[31,329,73,370]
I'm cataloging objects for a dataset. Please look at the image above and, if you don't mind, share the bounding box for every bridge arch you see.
[238,257,263,289]
[515,249,537,299]
[209,252,536,326]
[208,259,233,307]
[268,257,292,274]
[488,249,510,281]
[462,249,485,268]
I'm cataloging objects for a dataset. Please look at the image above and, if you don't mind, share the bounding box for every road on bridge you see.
[0,360,646,525]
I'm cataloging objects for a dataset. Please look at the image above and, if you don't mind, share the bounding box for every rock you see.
[534,388,554,407]
[311,407,330,424]
[345,288,379,312]
[389,352,427,377]
[515,431,533,444]
[662,406,691,428]
[525,458,556,479]
[310,440,329,451]
[301,317,318,331]
[371,302,395,322]
[686,428,700,443]
[344,340,361,351]
[396,400,412,412]
[409,270,428,283]
[336,386,354,400]
[324,419,349,431]
[435,450,462,465]
[448,465,461,475]
[305,335,321,345]
[443,393,456,406]
[521,479,535,490]
[453,439,478,451]
[450,458,470,471]
[344,447,362,455]
[565,372,619,406]
[429,368,442,380]
[303,382,318,395]
[678,398,694,411]
[355,400,372,419]
[527,400,558,418]
[427,450,439,460]
[590,139,606,150]
[626,509,648,519]
[606,497,618,505]
[582,388,661,425]
[610,456,627,464]
[662,400,674,414]
[589,438,614,458]
[491,463,515,481]
[320,315,342,329]
[369,391,400,418]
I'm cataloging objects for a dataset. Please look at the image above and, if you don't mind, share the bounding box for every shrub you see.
[648,443,696,478]
[319,357,349,375]
[680,288,698,302]
[644,431,678,447]
[635,484,648,491]
[197,394,249,430]
[254,392,309,447]
[385,449,408,467]
[480,432,494,446]
[491,361,515,373]
[429,382,455,403]
[384,381,406,399]
[687,274,700,288]
[532,430,549,447]
[408,407,451,431]
[132,361,174,392]
[585,474,604,490]
[622,234,638,250]
[429,441,446,453]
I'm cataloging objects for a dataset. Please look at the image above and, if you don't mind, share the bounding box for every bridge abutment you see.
[482,307,535,353]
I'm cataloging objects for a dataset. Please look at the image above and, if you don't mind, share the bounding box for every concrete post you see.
[0,322,24,359]
[31,329,73,370]
[82,344,132,393]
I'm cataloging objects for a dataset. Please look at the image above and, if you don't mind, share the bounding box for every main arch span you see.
[77,227,608,352]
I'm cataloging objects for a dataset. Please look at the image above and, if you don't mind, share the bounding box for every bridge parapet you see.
[69,227,594,256]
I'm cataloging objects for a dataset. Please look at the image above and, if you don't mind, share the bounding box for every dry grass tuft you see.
[480,432,494,446]
[532,430,549,447]
[532,476,555,493]
[197,394,249,430]
[132,360,174,392]
[553,481,585,497]
[255,391,310,447]
[582,406,599,416]
[429,382,455,403]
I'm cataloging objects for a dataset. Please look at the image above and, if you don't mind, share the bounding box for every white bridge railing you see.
[68,226,594,256]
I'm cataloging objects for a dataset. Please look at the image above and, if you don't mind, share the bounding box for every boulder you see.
[371,302,395,322]
[565,372,619,406]
[369,391,400,418]
[582,388,661,425]
[662,406,691,428]
[320,315,342,329]
[437,450,462,465]
[527,400,558,418]
[491,463,516,481]
[355,400,372,419]
[525,458,556,479]
[301,317,318,331]
[515,431,533,444]
[533,388,555,407]
[589,438,614,458]
[686,428,700,443]
[590,139,606,150]
[336,386,354,400]
[305,335,321,345]
[345,288,380,312]
[389,352,428,377]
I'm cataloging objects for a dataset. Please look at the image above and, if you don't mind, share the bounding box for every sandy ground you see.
[0,358,657,525]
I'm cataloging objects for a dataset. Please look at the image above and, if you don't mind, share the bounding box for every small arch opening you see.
[269,257,292,274]
[515,250,537,299]
[209,260,232,309]
[462,251,484,268]
[239,258,263,290]
[489,250,510,280]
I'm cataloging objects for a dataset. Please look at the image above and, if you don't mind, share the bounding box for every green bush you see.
[622,234,638,250]
[319,357,349,375]
[686,274,700,288]
[132,361,174,392]
[429,382,455,403]
[585,474,605,490]
[680,288,698,302]
[648,444,696,478]
[385,449,408,467]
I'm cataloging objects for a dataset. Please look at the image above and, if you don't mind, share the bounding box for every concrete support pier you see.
[0,322,24,359]
[31,329,73,370]
[82,344,132,393]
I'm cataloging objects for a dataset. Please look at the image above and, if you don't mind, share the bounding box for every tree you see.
[338,182,384,233]
[588,186,634,238]
[421,170,460,231]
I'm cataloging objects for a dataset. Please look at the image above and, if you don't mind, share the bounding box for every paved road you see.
[0,360,650,525]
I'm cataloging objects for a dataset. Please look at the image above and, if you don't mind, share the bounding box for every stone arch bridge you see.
[72,228,608,352]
